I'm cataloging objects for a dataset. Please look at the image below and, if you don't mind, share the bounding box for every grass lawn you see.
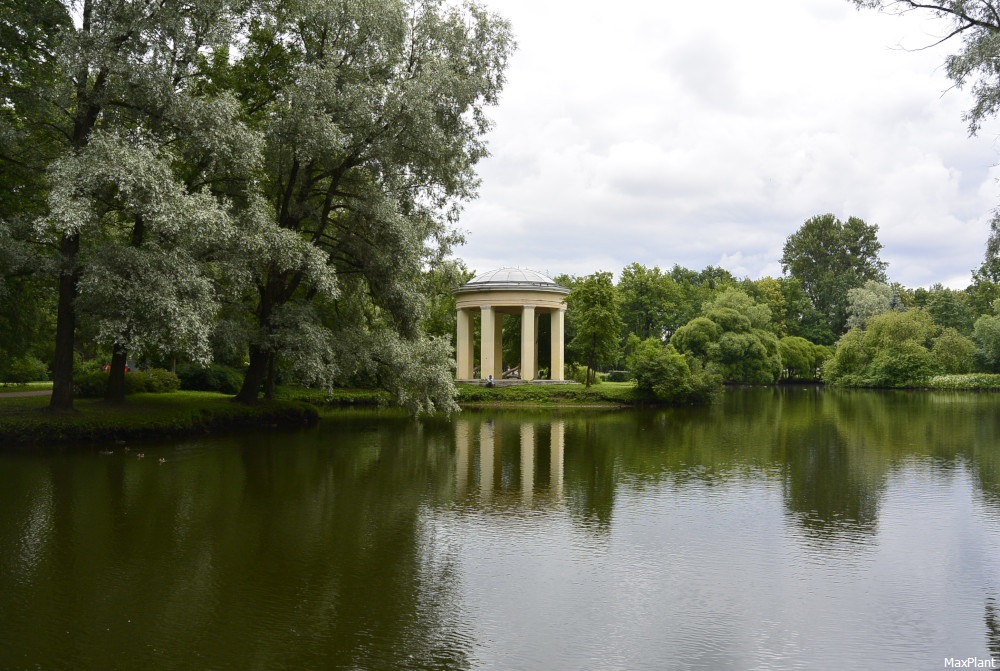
[0,381,53,392]
[0,391,317,448]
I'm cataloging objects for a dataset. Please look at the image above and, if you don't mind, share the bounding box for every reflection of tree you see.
[987,596,1000,662]
[0,416,473,670]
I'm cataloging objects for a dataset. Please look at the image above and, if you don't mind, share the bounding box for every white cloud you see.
[456,0,1000,288]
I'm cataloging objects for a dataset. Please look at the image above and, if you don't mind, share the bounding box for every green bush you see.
[627,337,721,405]
[131,368,181,393]
[74,368,181,398]
[605,370,632,382]
[176,363,244,394]
[74,370,109,398]
[1,355,49,383]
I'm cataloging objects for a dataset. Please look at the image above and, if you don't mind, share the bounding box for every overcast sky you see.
[455,0,1000,289]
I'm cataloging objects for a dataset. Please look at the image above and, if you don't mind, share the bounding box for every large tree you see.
[566,271,623,387]
[226,0,513,407]
[4,0,245,409]
[780,214,888,339]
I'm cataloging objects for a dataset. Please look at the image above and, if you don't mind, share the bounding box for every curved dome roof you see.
[454,267,569,294]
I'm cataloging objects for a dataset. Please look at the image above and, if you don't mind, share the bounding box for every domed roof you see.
[454,267,569,295]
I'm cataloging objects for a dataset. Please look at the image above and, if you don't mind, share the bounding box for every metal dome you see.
[454,267,569,294]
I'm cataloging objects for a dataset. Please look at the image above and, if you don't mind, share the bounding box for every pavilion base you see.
[456,379,580,387]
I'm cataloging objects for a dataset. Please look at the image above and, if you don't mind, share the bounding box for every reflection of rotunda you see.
[453,268,570,381]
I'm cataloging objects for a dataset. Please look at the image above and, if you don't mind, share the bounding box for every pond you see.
[2,388,999,670]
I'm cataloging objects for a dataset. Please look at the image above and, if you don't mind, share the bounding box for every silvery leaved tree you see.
[5,0,250,408]
[224,0,513,410]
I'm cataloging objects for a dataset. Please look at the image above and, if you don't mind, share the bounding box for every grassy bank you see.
[0,381,653,449]
[456,381,640,406]
[0,391,318,448]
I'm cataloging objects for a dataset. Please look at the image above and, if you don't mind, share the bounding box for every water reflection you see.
[1,391,1000,669]
[453,418,565,506]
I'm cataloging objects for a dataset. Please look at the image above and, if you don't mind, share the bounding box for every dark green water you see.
[2,388,1000,670]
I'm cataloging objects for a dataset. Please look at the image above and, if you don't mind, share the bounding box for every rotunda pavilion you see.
[453,268,570,381]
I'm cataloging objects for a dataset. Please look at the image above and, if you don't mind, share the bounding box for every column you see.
[520,422,535,504]
[550,307,566,381]
[456,308,474,380]
[521,305,536,381]
[494,312,504,378]
[480,305,495,380]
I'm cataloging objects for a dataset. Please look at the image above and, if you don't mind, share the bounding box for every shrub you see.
[627,337,720,405]
[176,363,244,394]
[1,355,50,384]
[130,368,181,394]
[74,368,181,398]
[605,370,632,382]
[74,370,109,398]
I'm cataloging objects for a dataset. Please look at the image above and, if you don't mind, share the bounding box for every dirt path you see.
[0,390,51,398]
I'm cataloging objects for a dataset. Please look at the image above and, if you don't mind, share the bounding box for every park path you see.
[0,390,51,398]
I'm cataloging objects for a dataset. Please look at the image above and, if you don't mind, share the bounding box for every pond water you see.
[2,388,1000,670]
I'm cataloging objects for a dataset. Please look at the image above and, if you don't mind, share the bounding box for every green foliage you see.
[626,338,721,405]
[781,214,887,336]
[845,281,893,330]
[778,336,829,381]
[931,328,976,374]
[566,362,600,385]
[1,355,49,384]
[671,289,782,384]
[616,263,680,341]
[824,309,952,387]
[605,370,632,382]
[177,363,244,394]
[566,271,623,387]
[925,373,1000,390]
[670,317,722,359]
[74,368,181,398]
[973,313,1000,372]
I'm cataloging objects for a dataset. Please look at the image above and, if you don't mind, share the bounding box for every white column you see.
[456,308,473,379]
[521,305,536,381]
[494,312,504,378]
[480,305,495,380]
[550,307,566,381]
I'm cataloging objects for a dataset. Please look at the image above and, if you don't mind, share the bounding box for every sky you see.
[454,0,1000,289]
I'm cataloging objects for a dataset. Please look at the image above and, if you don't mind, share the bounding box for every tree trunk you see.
[49,232,80,412]
[105,344,128,402]
[234,344,269,403]
[263,352,276,401]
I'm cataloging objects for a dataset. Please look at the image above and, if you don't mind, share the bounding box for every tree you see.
[671,288,783,384]
[616,263,680,341]
[626,337,720,405]
[845,280,894,330]
[566,272,623,387]
[781,214,888,338]
[5,0,245,409]
[824,309,950,386]
[226,0,514,404]
[778,336,831,381]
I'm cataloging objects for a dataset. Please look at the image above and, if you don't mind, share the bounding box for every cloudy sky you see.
[454,0,1000,289]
